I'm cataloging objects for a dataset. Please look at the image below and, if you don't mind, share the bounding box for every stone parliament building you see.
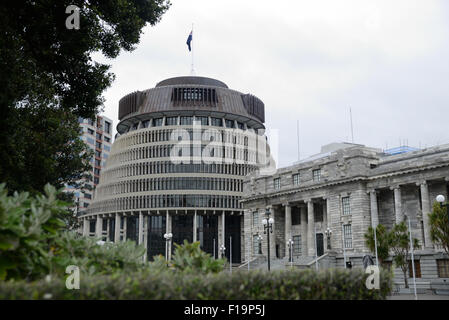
[241,142,449,290]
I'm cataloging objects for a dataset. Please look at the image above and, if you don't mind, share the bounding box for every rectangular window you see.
[87,128,94,135]
[437,259,449,278]
[343,224,352,249]
[312,169,321,182]
[342,196,351,215]
[293,235,301,255]
[104,121,110,133]
[153,118,163,127]
[408,260,422,278]
[96,141,102,149]
[95,150,101,158]
[225,119,235,128]
[180,116,193,125]
[105,121,111,134]
[94,168,101,175]
[237,122,244,130]
[211,117,223,127]
[274,178,280,190]
[96,132,102,140]
[194,116,208,125]
[166,117,178,126]
[104,136,111,143]
[84,193,92,200]
[252,235,259,255]
[86,137,95,145]
[252,211,259,227]
[95,159,101,167]
[293,173,300,186]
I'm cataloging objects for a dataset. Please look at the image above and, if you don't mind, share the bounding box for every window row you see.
[88,194,243,212]
[111,143,254,164]
[115,127,255,150]
[96,177,243,196]
[102,162,253,181]
[272,169,322,191]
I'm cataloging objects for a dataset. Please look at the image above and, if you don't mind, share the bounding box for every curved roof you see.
[156,76,228,88]
[117,76,266,133]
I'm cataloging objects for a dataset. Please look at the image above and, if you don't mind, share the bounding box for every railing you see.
[306,253,329,267]
[237,257,260,269]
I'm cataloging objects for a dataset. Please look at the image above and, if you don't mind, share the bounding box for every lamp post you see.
[405,215,417,300]
[220,244,226,259]
[163,232,173,262]
[262,207,274,271]
[325,227,332,250]
[287,238,294,267]
[436,195,449,223]
[257,234,263,254]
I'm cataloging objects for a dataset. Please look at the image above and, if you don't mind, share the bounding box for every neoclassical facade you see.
[241,142,449,286]
[80,76,272,262]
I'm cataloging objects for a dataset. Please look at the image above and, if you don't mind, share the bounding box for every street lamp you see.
[436,194,449,228]
[257,234,263,254]
[163,232,173,262]
[220,244,226,259]
[262,207,274,271]
[325,227,332,250]
[436,195,449,213]
[287,238,294,266]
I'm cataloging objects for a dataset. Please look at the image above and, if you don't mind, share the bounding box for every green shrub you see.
[50,232,147,276]
[0,267,393,300]
[0,183,147,280]
[170,240,226,274]
[0,183,68,280]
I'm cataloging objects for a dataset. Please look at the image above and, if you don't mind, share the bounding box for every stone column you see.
[307,200,315,256]
[323,198,330,251]
[193,211,197,242]
[138,211,143,245]
[123,216,127,241]
[166,211,172,260]
[83,218,89,237]
[420,182,433,248]
[300,206,307,255]
[114,214,120,243]
[284,203,291,257]
[370,190,379,228]
[393,187,403,223]
[143,216,148,262]
[95,215,102,238]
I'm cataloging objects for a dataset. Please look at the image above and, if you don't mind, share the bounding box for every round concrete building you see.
[82,76,271,263]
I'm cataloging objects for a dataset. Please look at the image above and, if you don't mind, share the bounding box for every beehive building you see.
[81,76,272,262]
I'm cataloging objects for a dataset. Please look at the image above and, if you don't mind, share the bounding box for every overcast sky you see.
[94,0,449,168]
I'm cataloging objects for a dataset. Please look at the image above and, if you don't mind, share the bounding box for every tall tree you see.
[388,222,420,288]
[0,0,171,194]
[364,224,390,267]
[429,202,449,255]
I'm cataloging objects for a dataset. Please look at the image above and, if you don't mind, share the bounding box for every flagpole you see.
[190,23,195,75]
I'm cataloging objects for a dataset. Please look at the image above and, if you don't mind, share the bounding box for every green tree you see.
[1,107,93,196]
[429,202,449,255]
[388,221,420,288]
[364,224,390,267]
[0,0,171,195]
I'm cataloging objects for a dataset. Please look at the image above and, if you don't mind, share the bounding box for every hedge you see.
[0,267,392,300]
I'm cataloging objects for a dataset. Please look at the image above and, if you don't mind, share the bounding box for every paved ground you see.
[388,293,449,300]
